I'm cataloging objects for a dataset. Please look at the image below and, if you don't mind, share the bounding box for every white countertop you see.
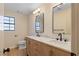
[26,36,71,52]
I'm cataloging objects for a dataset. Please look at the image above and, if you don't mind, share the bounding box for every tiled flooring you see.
[3,48,27,56]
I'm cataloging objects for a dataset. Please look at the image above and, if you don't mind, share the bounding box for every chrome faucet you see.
[36,32,40,37]
[58,33,62,41]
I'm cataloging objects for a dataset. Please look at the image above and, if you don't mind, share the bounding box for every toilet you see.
[18,40,26,49]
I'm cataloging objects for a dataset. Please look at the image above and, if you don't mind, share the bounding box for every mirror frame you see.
[35,13,44,33]
[52,3,64,34]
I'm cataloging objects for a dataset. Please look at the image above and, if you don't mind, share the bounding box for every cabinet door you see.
[27,39,42,56]
[28,39,38,56]
[37,42,52,56]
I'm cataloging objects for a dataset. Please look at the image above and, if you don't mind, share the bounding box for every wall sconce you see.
[33,8,40,14]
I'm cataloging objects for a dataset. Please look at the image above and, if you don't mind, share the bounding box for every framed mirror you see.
[35,13,44,33]
[52,3,71,34]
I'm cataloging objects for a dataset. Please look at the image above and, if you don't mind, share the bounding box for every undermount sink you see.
[38,37,55,41]
[48,39,71,44]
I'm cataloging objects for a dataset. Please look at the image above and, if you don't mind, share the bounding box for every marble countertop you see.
[26,36,71,52]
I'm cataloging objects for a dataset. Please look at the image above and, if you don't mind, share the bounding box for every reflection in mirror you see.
[53,3,71,34]
[35,13,44,33]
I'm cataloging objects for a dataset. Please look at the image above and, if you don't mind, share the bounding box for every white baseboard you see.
[9,45,17,49]
[0,45,17,51]
[4,45,17,50]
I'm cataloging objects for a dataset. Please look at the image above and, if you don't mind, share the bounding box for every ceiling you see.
[5,3,45,15]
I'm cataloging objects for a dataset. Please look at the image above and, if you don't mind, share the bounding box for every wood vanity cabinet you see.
[26,37,71,56]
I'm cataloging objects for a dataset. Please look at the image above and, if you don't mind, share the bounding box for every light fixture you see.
[33,8,40,14]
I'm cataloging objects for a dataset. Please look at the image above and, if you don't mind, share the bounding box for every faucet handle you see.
[58,32,65,35]
[36,33,40,37]
[56,38,59,40]
[64,39,68,42]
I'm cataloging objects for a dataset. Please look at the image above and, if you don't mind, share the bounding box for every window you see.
[4,16,15,31]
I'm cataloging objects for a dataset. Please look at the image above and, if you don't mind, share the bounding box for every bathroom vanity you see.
[25,36,75,56]
[25,3,78,56]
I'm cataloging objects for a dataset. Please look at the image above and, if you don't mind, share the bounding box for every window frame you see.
[4,16,15,31]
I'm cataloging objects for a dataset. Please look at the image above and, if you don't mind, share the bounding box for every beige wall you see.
[28,3,71,40]
[0,3,4,55]
[28,4,54,37]
[4,7,28,48]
